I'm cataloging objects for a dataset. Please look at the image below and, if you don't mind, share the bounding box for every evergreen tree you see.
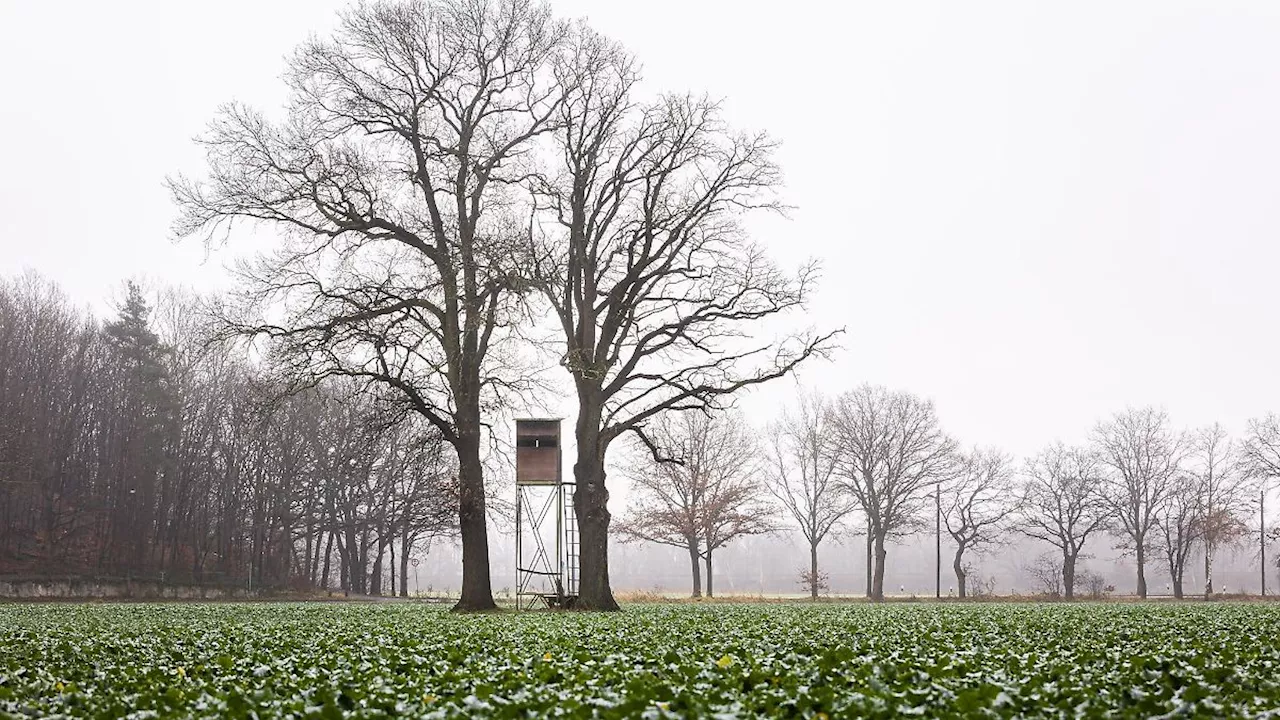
[101,281,175,571]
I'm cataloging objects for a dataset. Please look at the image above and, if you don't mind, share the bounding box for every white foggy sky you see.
[2,0,1279,461]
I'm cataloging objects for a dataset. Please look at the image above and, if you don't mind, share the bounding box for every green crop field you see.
[2,602,1279,719]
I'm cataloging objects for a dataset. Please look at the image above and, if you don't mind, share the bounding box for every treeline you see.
[0,273,458,593]
[619,388,1280,601]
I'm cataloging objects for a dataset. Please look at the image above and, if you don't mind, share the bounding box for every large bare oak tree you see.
[527,31,838,609]
[169,0,578,610]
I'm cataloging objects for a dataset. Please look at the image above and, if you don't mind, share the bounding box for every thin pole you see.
[865,517,872,598]
[935,486,941,599]
[556,482,564,604]
[515,485,522,609]
[1262,486,1267,597]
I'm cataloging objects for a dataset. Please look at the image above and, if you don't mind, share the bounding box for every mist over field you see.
[415,532,1268,599]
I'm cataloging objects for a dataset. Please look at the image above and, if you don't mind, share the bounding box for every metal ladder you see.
[563,483,580,597]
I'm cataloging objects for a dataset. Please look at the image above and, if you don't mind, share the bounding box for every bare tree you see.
[1244,414,1280,595]
[827,385,956,601]
[1092,407,1184,599]
[1024,552,1064,599]
[524,30,839,609]
[615,412,775,597]
[1246,415,1280,479]
[168,0,579,610]
[1188,423,1252,597]
[942,447,1019,598]
[391,429,460,597]
[1018,442,1110,600]
[1156,472,1198,598]
[762,390,856,599]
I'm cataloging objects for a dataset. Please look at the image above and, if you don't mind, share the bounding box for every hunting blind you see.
[514,418,578,609]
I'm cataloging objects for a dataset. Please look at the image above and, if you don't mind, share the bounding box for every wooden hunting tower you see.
[514,418,578,609]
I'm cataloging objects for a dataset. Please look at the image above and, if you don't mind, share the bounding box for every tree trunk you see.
[953,545,967,599]
[872,532,887,602]
[573,399,619,611]
[345,526,362,594]
[1172,561,1184,599]
[337,534,349,595]
[453,428,496,611]
[1204,542,1213,598]
[1135,543,1147,599]
[809,542,819,600]
[704,551,714,598]
[688,538,702,598]
[1063,551,1077,601]
[370,543,383,597]
[865,519,873,598]
[399,532,411,599]
[388,540,396,597]
[320,531,334,591]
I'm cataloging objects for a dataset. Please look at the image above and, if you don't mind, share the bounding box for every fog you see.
[411,530,1272,598]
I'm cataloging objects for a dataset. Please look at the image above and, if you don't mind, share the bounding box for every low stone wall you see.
[0,577,256,600]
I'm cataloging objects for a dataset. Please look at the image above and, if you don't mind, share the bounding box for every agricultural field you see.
[2,602,1279,718]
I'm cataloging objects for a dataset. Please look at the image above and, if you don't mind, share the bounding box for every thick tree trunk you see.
[953,546,967,599]
[453,428,496,611]
[809,542,819,600]
[1172,561,1184,599]
[369,563,381,596]
[339,550,349,595]
[704,552,714,598]
[1063,551,1077,600]
[399,532,411,598]
[1135,543,1147,599]
[872,532,887,602]
[345,526,362,594]
[320,531,334,591]
[573,398,619,611]
[688,539,702,598]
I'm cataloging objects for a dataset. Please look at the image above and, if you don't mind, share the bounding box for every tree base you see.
[450,598,499,613]
[572,596,622,612]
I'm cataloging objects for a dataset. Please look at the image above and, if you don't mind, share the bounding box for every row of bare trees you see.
[0,273,457,593]
[618,386,1280,601]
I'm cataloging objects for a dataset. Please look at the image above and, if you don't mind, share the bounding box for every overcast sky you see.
[3,0,1279,461]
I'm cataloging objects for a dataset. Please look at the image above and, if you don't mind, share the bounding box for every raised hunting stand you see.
[514,418,579,609]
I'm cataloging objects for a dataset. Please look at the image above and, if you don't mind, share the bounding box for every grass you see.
[2,602,1279,718]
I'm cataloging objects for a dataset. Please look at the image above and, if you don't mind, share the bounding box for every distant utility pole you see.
[935,487,941,600]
